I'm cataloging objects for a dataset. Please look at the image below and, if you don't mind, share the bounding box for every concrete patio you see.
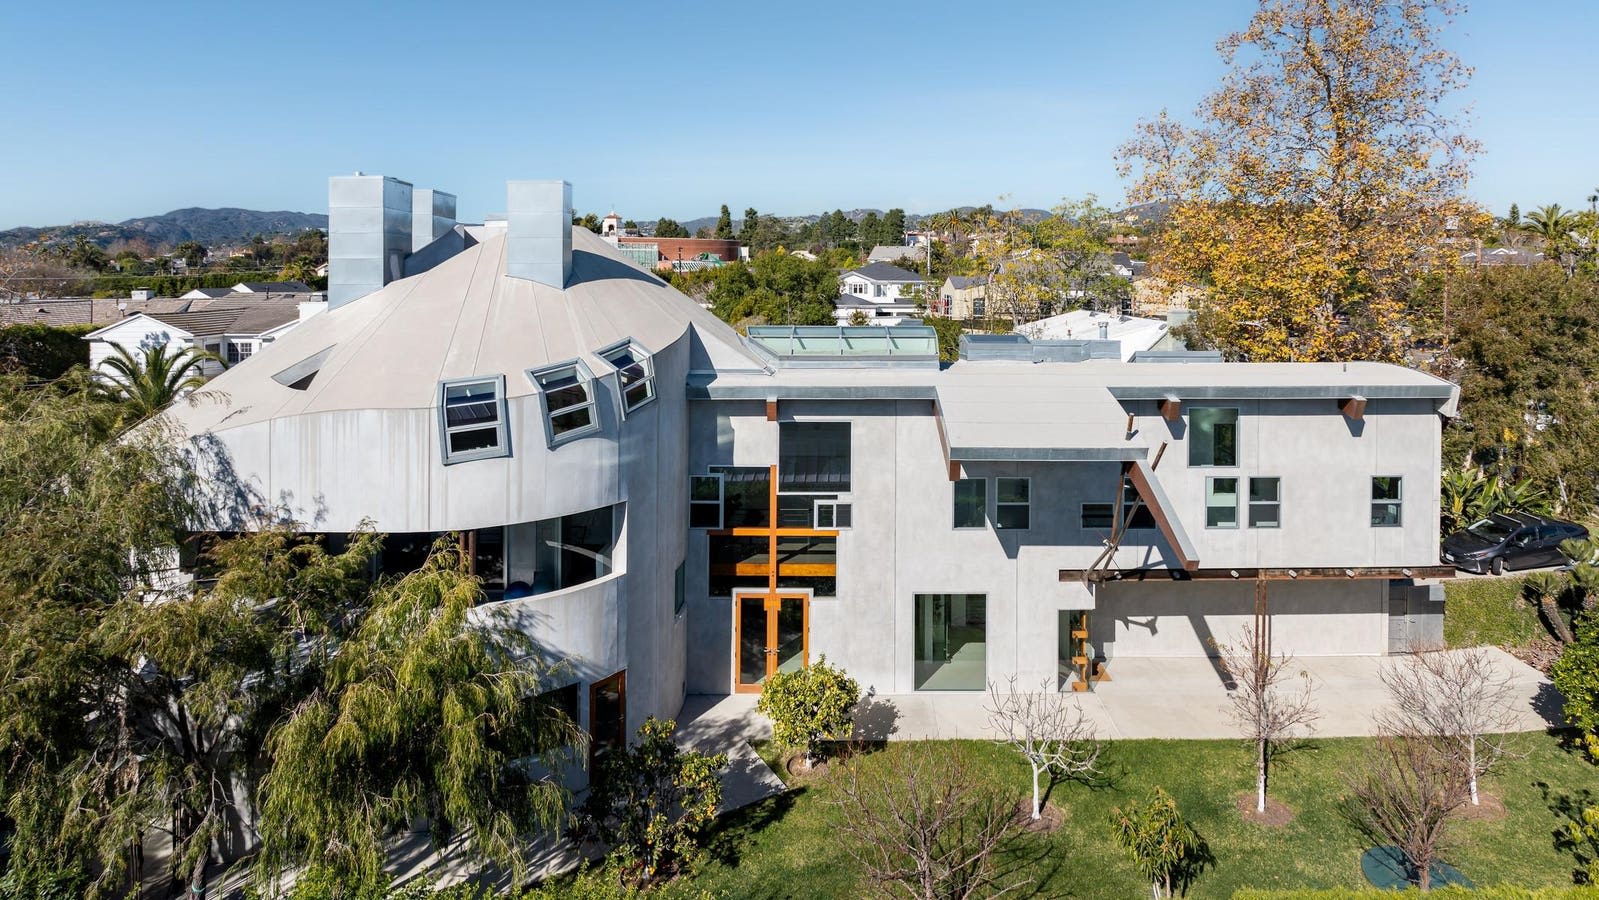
[676,647,1564,807]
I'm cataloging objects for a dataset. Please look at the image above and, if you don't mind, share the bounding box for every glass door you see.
[734,592,809,693]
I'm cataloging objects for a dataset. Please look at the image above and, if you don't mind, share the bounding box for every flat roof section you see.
[745,325,940,369]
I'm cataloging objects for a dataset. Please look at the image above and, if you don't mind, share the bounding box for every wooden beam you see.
[932,398,959,481]
[1159,396,1181,421]
[1123,461,1199,572]
[1060,565,1455,582]
[765,398,778,421]
[1339,396,1367,421]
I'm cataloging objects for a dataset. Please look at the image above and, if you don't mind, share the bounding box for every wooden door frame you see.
[732,591,810,694]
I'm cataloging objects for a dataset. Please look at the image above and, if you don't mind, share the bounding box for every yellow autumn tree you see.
[1116,0,1480,361]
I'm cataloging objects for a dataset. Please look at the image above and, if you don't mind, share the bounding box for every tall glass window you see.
[779,422,851,493]
[1372,476,1403,526]
[914,594,987,691]
[952,478,986,529]
[995,477,1030,530]
[1189,407,1238,467]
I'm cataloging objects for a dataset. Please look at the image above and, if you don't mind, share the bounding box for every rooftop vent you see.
[328,174,413,309]
[505,180,572,289]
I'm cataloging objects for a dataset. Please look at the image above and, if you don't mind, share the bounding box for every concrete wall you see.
[1093,579,1388,658]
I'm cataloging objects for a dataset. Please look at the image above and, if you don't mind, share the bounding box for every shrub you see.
[1109,786,1211,898]
[574,717,727,885]
[1553,629,1599,763]
[0,323,95,379]
[757,654,860,767]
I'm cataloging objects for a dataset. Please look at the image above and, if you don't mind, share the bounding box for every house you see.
[180,288,235,300]
[157,174,1456,776]
[1015,309,1179,361]
[1459,247,1544,267]
[231,280,313,294]
[85,297,323,376]
[937,275,988,319]
[835,262,928,324]
[867,244,926,265]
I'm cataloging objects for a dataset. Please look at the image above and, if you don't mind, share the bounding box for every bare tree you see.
[1344,734,1470,891]
[1378,645,1518,807]
[830,744,1027,900]
[985,676,1104,820]
[1216,623,1320,814]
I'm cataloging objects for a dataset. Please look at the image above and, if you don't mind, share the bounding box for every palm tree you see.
[1521,203,1579,249]
[1524,571,1575,644]
[95,342,218,419]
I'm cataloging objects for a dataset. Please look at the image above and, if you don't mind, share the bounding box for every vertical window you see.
[599,340,656,413]
[1189,407,1238,467]
[1206,476,1239,528]
[439,375,509,463]
[529,362,598,446]
[779,422,851,493]
[914,594,987,691]
[952,478,986,529]
[995,477,1030,530]
[973,298,986,318]
[689,475,723,528]
[673,561,686,616]
[1372,476,1403,527]
[1248,477,1281,528]
[226,341,253,364]
[717,466,771,527]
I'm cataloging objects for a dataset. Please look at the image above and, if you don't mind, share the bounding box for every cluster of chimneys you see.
[327,174,574,309]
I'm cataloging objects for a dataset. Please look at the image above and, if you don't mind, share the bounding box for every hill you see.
[0,207,328,253]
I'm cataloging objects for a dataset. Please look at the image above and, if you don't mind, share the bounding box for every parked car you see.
[1441,512,1589,575]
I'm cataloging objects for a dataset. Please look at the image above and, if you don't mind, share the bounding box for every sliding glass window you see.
[914,594,987,691]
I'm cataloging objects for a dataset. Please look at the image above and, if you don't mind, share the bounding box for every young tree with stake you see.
[985,676,1104,821]
[1378,645,1518,807]
[1216,623,1320,814]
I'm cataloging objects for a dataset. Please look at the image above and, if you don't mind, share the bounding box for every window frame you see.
[689,474,724,529]
[1205,475,1240,529]
[1187,406,1241,468]
[814,499,853,530]
[1371,476,1404,527]
[952,477,987,530]
[1247,476,1282,529]
[994,476,1031,531]
[596,338,657,417]
[527,358,600,448]
[438,374,510,465]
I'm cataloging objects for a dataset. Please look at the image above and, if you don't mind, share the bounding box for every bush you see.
[1553,627,1599,762]
[1109,786,1212,898]
[574,717,727,885]
[1234,888,1599,899]
[0,323,95,379]
[0,869,89,900]
[756,654,859,767]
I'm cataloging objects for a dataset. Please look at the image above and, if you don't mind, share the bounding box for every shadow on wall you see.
[569,250,668,288]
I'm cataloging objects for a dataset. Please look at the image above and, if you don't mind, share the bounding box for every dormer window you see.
[529,361,599,447]
[599,340,656,414]
[439,375,509,463]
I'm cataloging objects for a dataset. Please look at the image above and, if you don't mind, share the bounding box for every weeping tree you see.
[255,538,583,890]
[94,341,219,420]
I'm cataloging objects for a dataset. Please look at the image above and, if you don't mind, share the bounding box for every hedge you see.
[0,323,96,379]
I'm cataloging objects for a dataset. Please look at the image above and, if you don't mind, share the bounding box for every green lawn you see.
[1446,575,1544,649]
[669,732,1597,898]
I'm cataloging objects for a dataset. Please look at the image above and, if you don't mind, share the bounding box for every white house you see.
[85,298,322,377]
[835,262,928,325]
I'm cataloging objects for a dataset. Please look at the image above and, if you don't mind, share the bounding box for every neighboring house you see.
[0,296,190,328]
[1459,247,1544,267]
[180,288,234,301]
[1016,309,1179,361]
[789,249,818,261]
[232,281,314,294]
[938,275,988,319]
[85,299,320,377]
[867,244,926,265]
[158,174,1456,786]
[836,262,928,324]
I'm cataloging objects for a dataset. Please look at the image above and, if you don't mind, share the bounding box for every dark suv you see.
[1441,512,1589,575]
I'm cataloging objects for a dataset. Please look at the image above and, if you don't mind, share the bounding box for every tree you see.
[742,207,759,240]
[757,655,859,769]
[1553,622,1599,764]
[970,197,1126,327]
[257,537,583,889]
[1439,466,1553,536]
[830,743,1025,900]
[1117,0,1478,361]
[714,205,733,240]
[985,676,1104,820]
[174,241,208,268]
[1343,734,1469,891]
[0,247,77,299]
[622,219,638,232]
[859,211,883,248]
[1501,203,1522,231]
[1216,624,1320,814]
[1521,203,1579,253]
[1109,787,1211,899]
[574,717,725,886]
[93,342,217,420]
[1526,571,1576,645]
[847,309,870,326]
[653,218,689,239]
[705,253,840,326]
[883,209,908,247]
[1377,646,1518,807]
[574,212,603,234]
[57,234,110,273]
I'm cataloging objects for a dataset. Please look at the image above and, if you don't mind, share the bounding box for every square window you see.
[598,340,656,414]
[1372,476,1403,527]
[995,477,1030,530]
[1081,503,1114,529]
[779,422,851,493]
[952,478,986,529]
[1206,476,1239,528]
[815,500,852,530]
[530,361,599,447]
[439,376,509,464]
[1189,408,1238,467]
[1248,477,1281,528]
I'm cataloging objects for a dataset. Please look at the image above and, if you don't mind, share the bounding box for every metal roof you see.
[846,262,927,283]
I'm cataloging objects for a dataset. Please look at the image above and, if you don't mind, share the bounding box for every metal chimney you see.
[328,174,413,309]
[411,188,457,253]
[1098,321,1110,340]
[505,180,572,288]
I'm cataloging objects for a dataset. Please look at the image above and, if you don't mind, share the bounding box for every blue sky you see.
[0,1,1593,228]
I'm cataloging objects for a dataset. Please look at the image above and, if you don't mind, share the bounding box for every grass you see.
[668,732,1598,899]
[1446,575,1543,649]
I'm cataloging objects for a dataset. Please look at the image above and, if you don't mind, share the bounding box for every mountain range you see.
[0,208,328,253]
